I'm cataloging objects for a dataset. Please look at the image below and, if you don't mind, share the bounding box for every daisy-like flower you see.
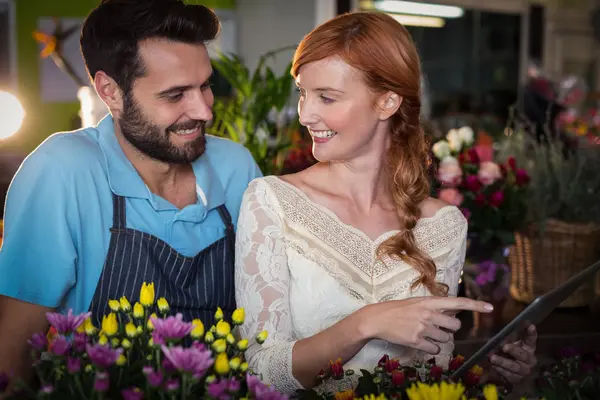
[46,309,91,335]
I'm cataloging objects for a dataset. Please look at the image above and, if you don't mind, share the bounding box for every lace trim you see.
[264,176,467,296]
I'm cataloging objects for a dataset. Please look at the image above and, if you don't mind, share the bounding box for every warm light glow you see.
[389,13,446,27]
[0,91,25,139]
[363,0,464,18]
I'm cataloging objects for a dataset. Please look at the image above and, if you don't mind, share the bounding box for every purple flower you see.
[45,309,91,335]
[67,357,81,374]
[161,345,213,377]
[86,343,123,369]
[39,384,53,394]
[51,336,71,356]
[247,374,288,400]
[73,333,87,353]
[142,366,153,375]
[162,357,176,374]
[0,372,10,393]
[151,313,193,341]
[94,372,110,392]
[147,370,163,387]
[28,333,48,351]
[165,378,180,392]
[207,379,228,398]
[151,331,165,346]
[121,387,144,400]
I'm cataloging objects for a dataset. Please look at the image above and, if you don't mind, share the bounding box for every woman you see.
[235,11,537,394]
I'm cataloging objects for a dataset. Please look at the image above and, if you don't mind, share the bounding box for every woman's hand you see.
[488,324,537,386]
[361,296,493,354]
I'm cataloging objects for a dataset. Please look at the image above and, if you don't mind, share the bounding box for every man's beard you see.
[118,93,207,164]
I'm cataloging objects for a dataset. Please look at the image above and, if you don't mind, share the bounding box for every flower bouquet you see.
[431,126,531,251]
[0,282,285,400]
[296,354,505,400]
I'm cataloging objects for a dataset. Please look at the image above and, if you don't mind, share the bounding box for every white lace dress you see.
[234,176,468,394]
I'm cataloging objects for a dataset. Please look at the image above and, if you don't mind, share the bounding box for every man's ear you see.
[377,92,402,121]
[94,71,124,112]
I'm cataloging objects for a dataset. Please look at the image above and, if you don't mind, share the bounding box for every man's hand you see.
[487,324,538,389]
[0,295,53,391]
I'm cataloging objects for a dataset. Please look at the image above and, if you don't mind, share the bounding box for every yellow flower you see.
[212,339,227,353]
[85,364,93,373]
[206,375,217,384]
[140,282,155,307]
[116,354,127,366]
[232,308,245,325]
[482,385,498,400]
[237,339,249,351]
[229,357,241,370]
[133,302,144,319]
[214,353,230,375]
[78,317,97,335]
[226,333,235,345]
[119,296,131,312]
[470,365,483,376]
[256,330,268,344]
[335,390,354,400]
[216,320,231,338]
[121,339,132,349]
[147,313,158,330]
[191,319,205,339]
[98,335,108,345]
[157,297,169,313]
[108,299,121,312]
[204,331,215,344]
[361,395,387,400]
[111,338,120,348]
[214,307,224,321]
[406,381,465,400]
[101,313,118,337]
[125,322,138,338]
[137,325,143,335]
[240,362,249,373]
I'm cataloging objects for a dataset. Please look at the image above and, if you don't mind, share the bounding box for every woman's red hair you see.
[291,11,446,296]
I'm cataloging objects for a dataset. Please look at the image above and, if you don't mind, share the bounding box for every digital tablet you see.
[449,258,600,380]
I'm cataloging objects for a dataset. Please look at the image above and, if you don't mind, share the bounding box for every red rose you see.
[467,148,480,164]
[429,365,443,381]
[378,355,389,367]
[391,370,405,386]
[464,370,481,386]
[489,191,505,207]
[385,358,400,373]
[507,156,517,171]
[464,175,481,192]
[475,193,486,207]
[515,168,530,186]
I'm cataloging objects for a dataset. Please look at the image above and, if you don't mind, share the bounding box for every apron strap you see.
[216,205,235,255]
[112,194,127,230]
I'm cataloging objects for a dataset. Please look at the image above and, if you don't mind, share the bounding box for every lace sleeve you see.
[234,179,303,394]
[427,221,468,368]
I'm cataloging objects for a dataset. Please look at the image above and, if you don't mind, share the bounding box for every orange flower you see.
[448,355,465,371]
[334,390,354,400]
[330,358,344,380]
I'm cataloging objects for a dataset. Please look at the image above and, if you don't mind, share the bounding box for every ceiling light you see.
[363,0,464,18]
[390,14,446,27]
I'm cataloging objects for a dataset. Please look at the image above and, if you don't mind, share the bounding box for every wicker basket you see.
[509,219,600,308]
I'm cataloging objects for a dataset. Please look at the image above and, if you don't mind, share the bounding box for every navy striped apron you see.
[89,194,236,329]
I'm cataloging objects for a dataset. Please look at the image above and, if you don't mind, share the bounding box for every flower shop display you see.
[295,354,506,400]
[0,282,285,400]
[207,47,301,176]
[498,130,600,307]
[431,126,530,259]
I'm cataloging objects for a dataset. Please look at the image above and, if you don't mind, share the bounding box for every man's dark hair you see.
[80,0,220,94]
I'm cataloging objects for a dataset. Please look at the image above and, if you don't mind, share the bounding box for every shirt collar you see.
[96,114,225,211]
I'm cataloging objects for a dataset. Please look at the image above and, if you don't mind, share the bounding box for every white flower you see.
[432,140,451,160]
[458,126,474,146]
[446,129,462,152]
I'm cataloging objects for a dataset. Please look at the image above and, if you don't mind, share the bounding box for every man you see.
[0,0,261,379]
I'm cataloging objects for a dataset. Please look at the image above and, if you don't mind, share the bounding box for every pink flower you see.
[438,188,464,206]
[94,371,110,392]
[464,175,481,192]
[45,309,91,335]
[474,144,493,163]
[51,336,70,356]
[67,357,81,374]
[477,162,502,186]
[161,345,213,378]
[489,191,505,207]
[515,168,530,186]
[150,313,193,341]
[460,208,471,220]
[28,333,48,351]
[437,157,463,186]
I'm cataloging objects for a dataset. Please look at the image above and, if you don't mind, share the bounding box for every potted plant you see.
[208,47,301,176]
[497,129,600,307]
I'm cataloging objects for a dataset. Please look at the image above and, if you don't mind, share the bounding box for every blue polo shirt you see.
[0,115,261,315]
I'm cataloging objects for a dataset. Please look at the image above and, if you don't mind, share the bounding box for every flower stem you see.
[74,374,90,400]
